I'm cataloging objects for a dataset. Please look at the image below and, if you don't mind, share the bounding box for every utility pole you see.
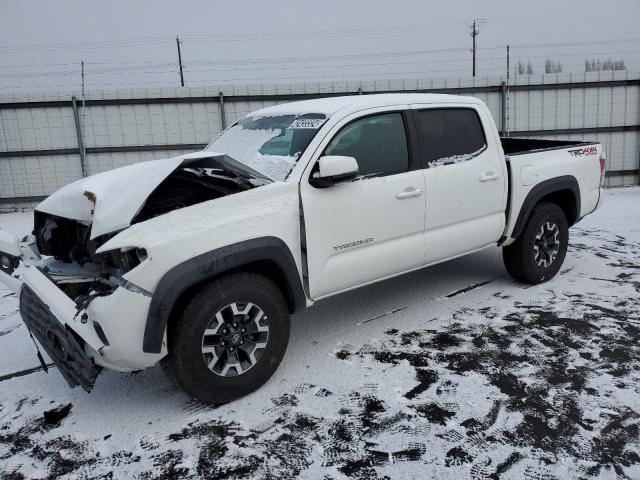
[505,45,510,136]
[81,61,85,97]
[471,20,478,76]
[506,45,510,83]
[176,36,185,87]
[76,61,87,175]
[469,19,485,77]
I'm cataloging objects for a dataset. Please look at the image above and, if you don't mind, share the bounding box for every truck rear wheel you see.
[503,202,569,284]
[163,272,290,405]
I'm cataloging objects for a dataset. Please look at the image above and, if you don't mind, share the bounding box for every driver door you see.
[300,108,427,299]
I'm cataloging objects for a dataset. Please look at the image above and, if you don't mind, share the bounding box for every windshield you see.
[205,113,326,181]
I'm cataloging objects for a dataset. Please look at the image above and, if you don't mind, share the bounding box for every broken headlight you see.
[107,275,151,297]
[72,247,151,309]
[101,247,148,276]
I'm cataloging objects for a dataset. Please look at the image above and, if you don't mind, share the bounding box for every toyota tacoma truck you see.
[0,94,605,404]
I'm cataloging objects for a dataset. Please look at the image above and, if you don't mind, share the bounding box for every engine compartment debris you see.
[43,403,72,424]
[29,158,268,307]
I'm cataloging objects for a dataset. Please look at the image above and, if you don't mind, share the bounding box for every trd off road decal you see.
[568,146,598,157]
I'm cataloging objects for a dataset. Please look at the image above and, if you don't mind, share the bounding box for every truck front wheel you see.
[503,202,569,284]
[163,272,290,405]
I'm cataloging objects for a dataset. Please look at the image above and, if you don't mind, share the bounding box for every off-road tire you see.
[503,202,569,284]
[162,272,290,405]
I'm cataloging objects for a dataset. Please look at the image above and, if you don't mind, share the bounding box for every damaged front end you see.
[32,211,149,303]
[30,152,268,307]
[0,229,39,293]
[1,151,270,392]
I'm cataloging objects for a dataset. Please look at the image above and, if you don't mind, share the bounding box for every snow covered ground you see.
[1,187,639,479]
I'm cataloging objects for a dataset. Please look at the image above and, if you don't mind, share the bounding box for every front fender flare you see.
[143,236,305,354]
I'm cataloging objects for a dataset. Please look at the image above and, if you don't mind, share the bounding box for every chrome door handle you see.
[396,187,423,199]
[479,172,499,182]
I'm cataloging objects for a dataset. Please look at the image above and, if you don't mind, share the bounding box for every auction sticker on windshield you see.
[289,118,327,129]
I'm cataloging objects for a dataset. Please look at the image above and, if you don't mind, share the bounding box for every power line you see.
[503,38,640,49]
[1,33,639,91]
[158,63,624,84]
[4,48,638,76]
[3,40,639,74]
[0,22,473,53]
[0,15,637,54]
[2,59,636,91]
[6,52,639,80]
[0,55,509,79]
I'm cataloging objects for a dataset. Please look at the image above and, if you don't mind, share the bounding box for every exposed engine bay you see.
[30,157,269,306]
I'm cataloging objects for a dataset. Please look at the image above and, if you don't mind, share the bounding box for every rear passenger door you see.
[412,105,507,264]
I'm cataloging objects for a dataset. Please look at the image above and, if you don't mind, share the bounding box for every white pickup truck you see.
[0,94,605,404]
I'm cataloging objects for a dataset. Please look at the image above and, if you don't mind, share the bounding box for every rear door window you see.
[415,108,486,167]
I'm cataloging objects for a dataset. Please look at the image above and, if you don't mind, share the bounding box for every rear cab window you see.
[415,108,486,167]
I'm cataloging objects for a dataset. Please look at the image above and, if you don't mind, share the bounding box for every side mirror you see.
[310,156,359,188]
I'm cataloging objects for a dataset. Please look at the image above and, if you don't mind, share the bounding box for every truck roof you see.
[251,93,483,118]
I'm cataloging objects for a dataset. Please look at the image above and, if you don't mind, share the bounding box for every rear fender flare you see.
[511,175,580,239]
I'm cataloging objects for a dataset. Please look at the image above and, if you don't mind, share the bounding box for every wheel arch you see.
[143,237,306,354]
[511,175,580,240]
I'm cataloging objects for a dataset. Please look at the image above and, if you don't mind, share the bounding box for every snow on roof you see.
[250,93,482,118]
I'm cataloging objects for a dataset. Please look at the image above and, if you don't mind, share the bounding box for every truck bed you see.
[501,137,592,156]
[501,137,603,244]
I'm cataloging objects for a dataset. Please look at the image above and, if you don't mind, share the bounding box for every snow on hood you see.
[36,151,228,239]
[96,181,297,255]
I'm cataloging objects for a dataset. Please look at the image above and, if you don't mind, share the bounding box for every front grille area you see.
[19,285,100,392]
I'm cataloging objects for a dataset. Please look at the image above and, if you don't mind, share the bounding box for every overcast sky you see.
[1,0,639,94]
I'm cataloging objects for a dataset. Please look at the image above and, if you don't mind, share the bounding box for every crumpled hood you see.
[36,151,228,239]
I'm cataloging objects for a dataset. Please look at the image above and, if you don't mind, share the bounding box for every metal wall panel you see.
[0,154,82,198]
[85,149,198,177]
[0,107,77,151]
[79,102,221,148]
[0,72,638,206]
[224,100,281,127]
[507,72,640,133]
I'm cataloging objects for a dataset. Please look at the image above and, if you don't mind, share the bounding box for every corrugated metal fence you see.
[1,71,639,208]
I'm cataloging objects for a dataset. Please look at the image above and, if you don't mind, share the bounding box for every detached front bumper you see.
[19,267,106,391]
[14,265,166,392]
[1,226,168,391]
[20,282,100,391]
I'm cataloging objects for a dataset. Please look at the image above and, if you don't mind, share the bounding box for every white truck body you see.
[0,93,604,396]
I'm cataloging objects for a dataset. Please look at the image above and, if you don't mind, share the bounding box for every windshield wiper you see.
[214,154,274,183]
[195,153,274,184]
